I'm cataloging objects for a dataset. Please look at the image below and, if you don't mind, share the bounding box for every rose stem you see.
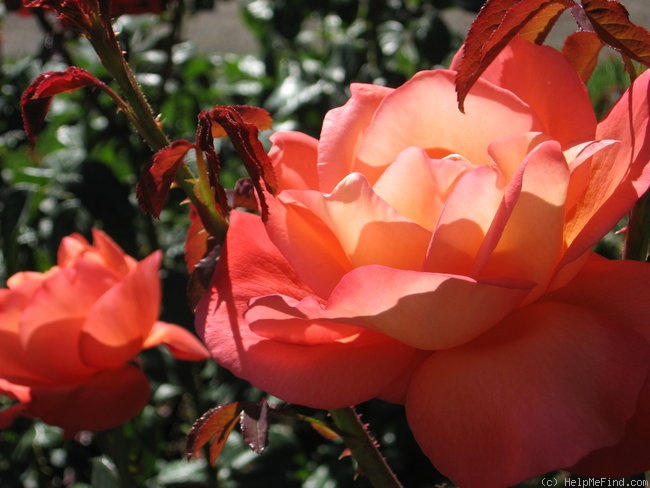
[329,406,404,488]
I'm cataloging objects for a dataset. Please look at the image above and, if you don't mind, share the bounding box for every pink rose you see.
[196,37,650,486]
[0,229,209,434]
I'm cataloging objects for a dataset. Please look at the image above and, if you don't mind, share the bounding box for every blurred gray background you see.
[2,0,650,59]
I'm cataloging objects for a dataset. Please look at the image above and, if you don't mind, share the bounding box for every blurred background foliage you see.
[0,0,632,486]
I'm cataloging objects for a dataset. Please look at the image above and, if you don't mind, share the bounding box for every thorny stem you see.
[85,16,228,242]
[329,407,403,488]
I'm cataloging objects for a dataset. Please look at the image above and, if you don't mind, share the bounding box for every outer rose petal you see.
[405,302,650,488]
[79,252,162,369]
[478,36,597,147]
[0,290,44,381]
[17,260,119,382]
[570,377,650,477]
[266,194,352,297]
[564,68,650,263]
[544,257,650,345]
[19,258,118,347]
[20,318,96,383]
[88,228,137,276]
[57,230,136,276]
[356,70,543,174]
[195,211,417,408]
[268,131,319,191]
[318,83,394,192]
[142,321,209,360]
[26,364,150,434]
[248,265,532,350]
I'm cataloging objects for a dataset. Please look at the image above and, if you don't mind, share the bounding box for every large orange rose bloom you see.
[196,37,650,486]
[0,229,209,434]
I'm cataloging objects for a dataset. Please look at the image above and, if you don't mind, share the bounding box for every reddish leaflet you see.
[455,0,650,111]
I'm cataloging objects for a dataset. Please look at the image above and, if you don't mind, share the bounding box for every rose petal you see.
[564,139,619,216]
[564,68,650,263]
[249,265,532,350]
[0,291,43,382]
[570,377,650,477]
[318,83,394,192]
[478,140,570,295]
[21,317,96,382]
[487,131,550,181]
[142,321,209,360]
[479,36,597,147]
[19,260,118,350]
[405,301,650,488]
[269,131,319,191]
[356,70,542,173]
[245,294,373,345]
[79,252,162,369]
[372,147,473,231]
[195,211,417,408]
[424,165,504,275]
[89,228,137,275]
[19,257,115,381]
[57,230,135,276]
[27,364,150,434]
[265,195,351,297]
[544,257,650,343]
[282,173,431,271]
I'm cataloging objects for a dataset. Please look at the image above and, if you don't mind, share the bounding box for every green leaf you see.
[91,456,120,488]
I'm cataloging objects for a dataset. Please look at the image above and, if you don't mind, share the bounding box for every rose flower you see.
[0,229,209,435]
[196,37,650,487]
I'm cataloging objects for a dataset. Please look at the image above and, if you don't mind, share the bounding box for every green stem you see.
[88,22,169,151]
[329,407,403,488]
[84,18,228,241]
[624,188,650,261]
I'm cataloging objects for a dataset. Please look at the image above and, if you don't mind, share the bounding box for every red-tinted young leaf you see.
[240,400,270,455]
[562,31,605,83]
[136,140,194,217]
[517,2,568,44]
[187,402,245,465]
[580,0,650,67]
[21,67,110,146]
[210,105,273,138]
[455,0,574,111]
[208,106,277,221]
[195,112,231,218]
